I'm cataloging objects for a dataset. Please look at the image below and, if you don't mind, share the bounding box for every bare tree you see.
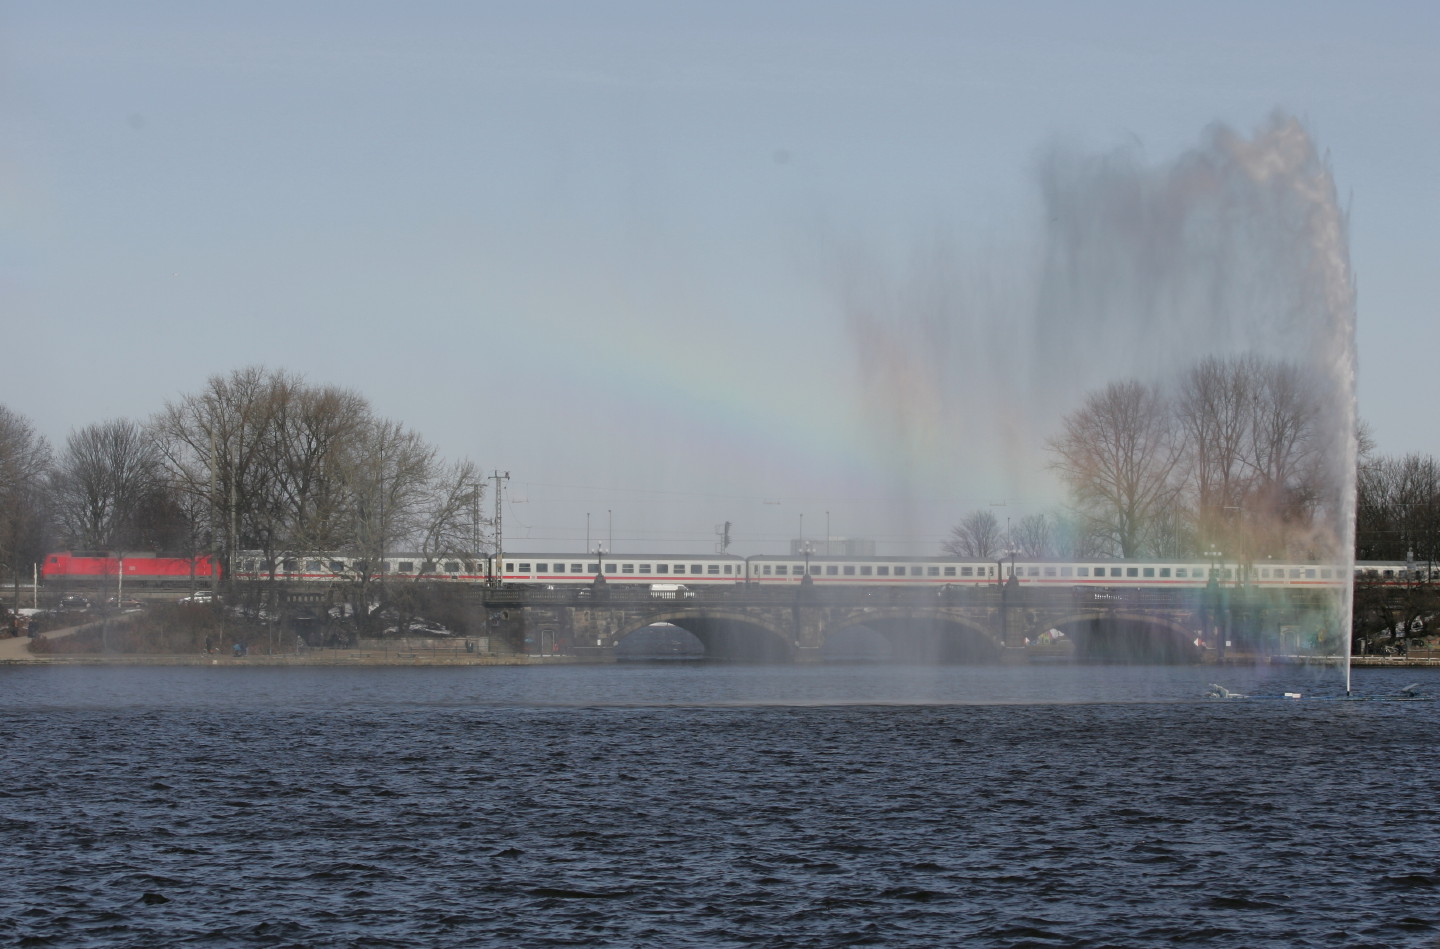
[1357,452,1440,565]
[153,366,292,576]
[1012,513,1055,560]
[413,459,486,570]
[1242,361,1321,557]
[50,419,164,550]
[1176,356,1257,550]
[942,509,1003,559]
[262,382,372,557]
[0,405,53,598]
[1047,380,1182,558]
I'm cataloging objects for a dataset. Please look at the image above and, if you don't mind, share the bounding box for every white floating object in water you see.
[1284,692,1302,699]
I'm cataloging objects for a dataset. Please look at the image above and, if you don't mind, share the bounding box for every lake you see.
[2,662,1436,947]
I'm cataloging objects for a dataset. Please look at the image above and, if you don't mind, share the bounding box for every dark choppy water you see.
[2,663,1438,948]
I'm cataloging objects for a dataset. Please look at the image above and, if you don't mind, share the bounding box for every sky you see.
[4,1,1437,555]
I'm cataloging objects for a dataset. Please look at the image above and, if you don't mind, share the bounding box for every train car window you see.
[1126,567,1138,577]
[1290,569,1302,579]
[1158,568,1170,577]
[724,565,733,574]
[422,561,436,573]
[961,566,973,576]
[518,563,531,572]
[762,565,772,575]
[843,566,856,576]
[1077,567,1089,577]
[1025,567,1037,577]
[810,565,820,575]
[1175,568,1187,578]
[587,563,599,573]
[536,564,549,573]
[859,566,872,576]
[776,565,788,575]
[826,566,839,575]
[928,566,940,576]
[1061,567,1073,577]
[605,565,616,574]
[1223,568,1233,579]
[569,564,581,573]
[876,566,889,576]
[894,566,906,576]
[639,564,652,574]
[1044,567,1056,577]
[707,565,719,574]
[1142,568,1154,577]
[943,566,955,576]
[446,562,461,573]
[621,564,634,573]
[1306,569,1317,579]
[398,561,414,573]
[1321,569,1333,579]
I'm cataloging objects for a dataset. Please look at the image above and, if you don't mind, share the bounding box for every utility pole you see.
[490,471,509,585]
[472,482,482,577]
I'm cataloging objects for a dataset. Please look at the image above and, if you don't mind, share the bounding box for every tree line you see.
[1,367,488,624]
[948,355,1357,564]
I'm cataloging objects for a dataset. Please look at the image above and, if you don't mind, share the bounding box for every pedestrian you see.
[205,635,213,655]
[27,618,37,639]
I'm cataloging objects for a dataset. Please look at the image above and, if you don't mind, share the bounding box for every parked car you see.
[178,590,219,604]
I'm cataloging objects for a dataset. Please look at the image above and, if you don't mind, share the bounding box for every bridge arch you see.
[610,608,794,662]
[1039,611,1200,663]
[822,608,1004,663]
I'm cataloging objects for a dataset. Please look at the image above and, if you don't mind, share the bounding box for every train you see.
[231,551,1413,591]
[41,549,1427,591]
[40,551,217,586]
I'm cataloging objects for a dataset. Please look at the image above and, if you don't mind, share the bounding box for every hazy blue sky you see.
[5,2,1436,554]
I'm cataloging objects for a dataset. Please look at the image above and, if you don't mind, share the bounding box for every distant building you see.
[790,537,875,557]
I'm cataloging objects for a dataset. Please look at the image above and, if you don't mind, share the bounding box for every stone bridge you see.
[478,581,1341,663]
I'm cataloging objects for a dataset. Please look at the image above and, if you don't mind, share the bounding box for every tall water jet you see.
[843,114,1356,683]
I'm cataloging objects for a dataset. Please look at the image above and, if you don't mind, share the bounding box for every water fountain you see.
[844,113,1357,687]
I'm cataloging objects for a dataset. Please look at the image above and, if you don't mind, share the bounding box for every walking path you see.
[0,622,86,660]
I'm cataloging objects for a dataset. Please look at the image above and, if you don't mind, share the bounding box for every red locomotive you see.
[41,551,217,585]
